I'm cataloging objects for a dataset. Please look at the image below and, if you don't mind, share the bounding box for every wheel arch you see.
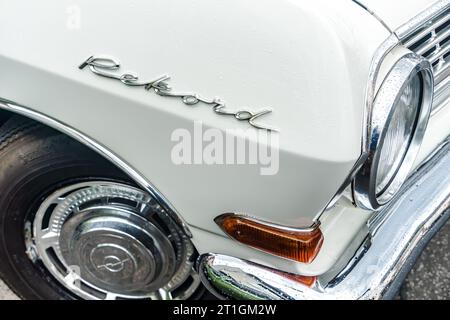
[0,98,192,238]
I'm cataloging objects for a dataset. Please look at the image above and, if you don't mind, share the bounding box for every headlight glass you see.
[375,74,422,196]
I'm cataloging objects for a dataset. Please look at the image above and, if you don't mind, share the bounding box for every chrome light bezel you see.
[354,52,434,210]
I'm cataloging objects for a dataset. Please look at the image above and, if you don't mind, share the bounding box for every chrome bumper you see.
[198,138,450,300]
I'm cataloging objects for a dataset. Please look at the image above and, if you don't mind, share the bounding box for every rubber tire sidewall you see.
[0,128,129,300]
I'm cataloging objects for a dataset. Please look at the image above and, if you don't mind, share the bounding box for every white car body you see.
[0,0,449,299]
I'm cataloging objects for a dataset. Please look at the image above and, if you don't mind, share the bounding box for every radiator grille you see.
[404,7,450,110]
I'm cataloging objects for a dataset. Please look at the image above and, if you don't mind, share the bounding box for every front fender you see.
[0,0,389,275]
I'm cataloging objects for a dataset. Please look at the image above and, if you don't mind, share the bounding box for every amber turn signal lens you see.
[215,214,323,264]
[273,270,317,287]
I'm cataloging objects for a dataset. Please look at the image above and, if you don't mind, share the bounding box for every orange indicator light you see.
[215,214,324,264]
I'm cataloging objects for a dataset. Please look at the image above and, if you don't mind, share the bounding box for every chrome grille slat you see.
[404,13,450,48]
[416,27,450,56]
[429,41,450,63]
[405,6,450,112]
[434,60,450,82]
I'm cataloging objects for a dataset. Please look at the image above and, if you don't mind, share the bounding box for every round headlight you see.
[375,74,421,196]
[354,53,434,210]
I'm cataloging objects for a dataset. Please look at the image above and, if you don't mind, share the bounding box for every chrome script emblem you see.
[79,55,277,131]
[96,256,130,273]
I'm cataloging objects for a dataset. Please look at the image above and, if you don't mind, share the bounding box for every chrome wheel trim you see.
[27,181,200,300]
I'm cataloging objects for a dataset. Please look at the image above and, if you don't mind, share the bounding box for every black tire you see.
[0,116,130,300]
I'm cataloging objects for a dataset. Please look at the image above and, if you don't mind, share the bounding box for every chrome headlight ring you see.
[354,52,434,210]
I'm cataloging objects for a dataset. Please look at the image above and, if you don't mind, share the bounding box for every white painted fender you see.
[0,0,392,275]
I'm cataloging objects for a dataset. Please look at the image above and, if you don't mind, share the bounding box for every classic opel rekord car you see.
[0,0,449,300]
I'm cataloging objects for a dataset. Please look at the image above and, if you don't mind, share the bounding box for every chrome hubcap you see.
[27,181,200,300]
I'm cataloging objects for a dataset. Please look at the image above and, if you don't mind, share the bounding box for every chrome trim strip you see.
[352,0,393,33]
[354,53,434,210]
[320,35,399,213]
[198,254,322,300]
[395,0,450,40]
[350,1,450,210]
[320,4,400,216]
[0,98,192,238]
[432,89,450,115]
[414,27,450,56]
[199,136,450,299]
[398,0,450,115]
[361,34,399,157]
[321,152,368,212]
[314,35,399,215]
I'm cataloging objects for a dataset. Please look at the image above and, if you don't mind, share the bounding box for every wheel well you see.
[0,108,134,188]
[0,105,190,237]
[0,109,13,127]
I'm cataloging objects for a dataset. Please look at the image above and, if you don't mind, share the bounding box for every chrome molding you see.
[199,135,450,299]
[316,33,400,215]
[395,0,450,40]
[322,152,368,212]
[199,2,450,299]
[198,254,322,300]
[361,34,399,155]
[350,0,450,210]
[0,98,192,238]
[352,0,393,33]
[317,35,400,214]
[354,53,434,210]
[399,0,450,115]
[79,55,277,131]
[320,35,401,214]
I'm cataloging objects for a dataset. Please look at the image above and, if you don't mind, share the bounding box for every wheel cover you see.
[28,181,200,300]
